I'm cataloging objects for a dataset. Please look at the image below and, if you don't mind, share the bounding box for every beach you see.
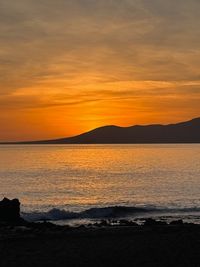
[0,222,200,267]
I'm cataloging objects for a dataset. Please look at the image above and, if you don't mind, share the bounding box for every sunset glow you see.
[1,0,200,141]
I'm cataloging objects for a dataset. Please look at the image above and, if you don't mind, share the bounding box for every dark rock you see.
[0,198,21,223]
[93,220,110,227]
[144,218,167,226]
[119,220,138,226]
[99,220,109,227]
[170,220,184,225]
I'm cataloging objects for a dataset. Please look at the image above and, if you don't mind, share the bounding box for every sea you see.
[0,144,200,225]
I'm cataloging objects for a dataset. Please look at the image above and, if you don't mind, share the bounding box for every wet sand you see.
[0,223,200,267]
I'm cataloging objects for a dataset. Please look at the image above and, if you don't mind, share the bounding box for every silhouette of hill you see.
[7,117,200,144]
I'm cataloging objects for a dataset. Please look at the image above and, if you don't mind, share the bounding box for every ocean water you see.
[0,144,200,224]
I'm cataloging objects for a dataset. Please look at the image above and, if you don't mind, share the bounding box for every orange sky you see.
[0,0,200,141]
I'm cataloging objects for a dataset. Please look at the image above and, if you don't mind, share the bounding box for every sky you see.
[0,0,200,141]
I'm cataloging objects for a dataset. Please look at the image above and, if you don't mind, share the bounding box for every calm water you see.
[0,144,200,224]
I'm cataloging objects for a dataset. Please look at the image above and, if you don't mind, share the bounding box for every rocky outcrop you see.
[0,198,21,223]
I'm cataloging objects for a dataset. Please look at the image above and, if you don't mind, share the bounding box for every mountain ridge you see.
[1,117,200,144]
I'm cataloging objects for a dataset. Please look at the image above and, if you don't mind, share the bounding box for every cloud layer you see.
[0,0,200,140]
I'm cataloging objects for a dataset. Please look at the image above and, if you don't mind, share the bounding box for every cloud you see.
[0,0,200,140]
[1,81,200,111]
[1,0,200,95]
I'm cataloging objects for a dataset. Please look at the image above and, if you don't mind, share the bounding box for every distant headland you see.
[1,117,200,144]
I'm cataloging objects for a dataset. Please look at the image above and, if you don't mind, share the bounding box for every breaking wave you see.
[21,206,200,222]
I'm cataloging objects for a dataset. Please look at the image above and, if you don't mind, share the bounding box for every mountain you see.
[9,117,200,144]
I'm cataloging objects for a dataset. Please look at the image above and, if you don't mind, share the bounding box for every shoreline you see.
[0,197,200,266]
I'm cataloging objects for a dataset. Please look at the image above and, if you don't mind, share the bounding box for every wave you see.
[21,206,200,222]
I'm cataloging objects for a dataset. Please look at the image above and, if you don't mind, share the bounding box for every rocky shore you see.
[0,198,200,267]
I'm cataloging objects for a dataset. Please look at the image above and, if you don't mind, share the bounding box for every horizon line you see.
[0,116,199,144]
